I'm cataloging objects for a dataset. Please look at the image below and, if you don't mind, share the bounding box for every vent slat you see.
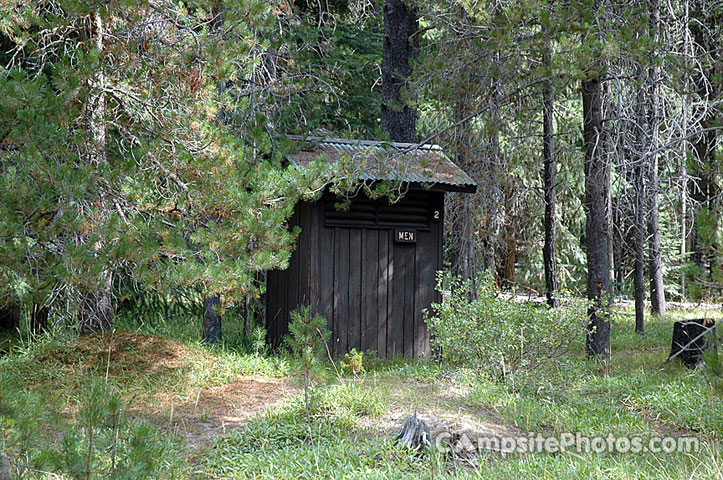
[323,193,431,229]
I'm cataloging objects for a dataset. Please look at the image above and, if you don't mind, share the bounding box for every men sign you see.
[395,229,416,244]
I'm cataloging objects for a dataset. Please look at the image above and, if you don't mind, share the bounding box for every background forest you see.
[0,1,722,478]
[0,0,720,340]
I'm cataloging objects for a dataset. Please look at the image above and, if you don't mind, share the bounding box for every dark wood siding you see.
[266,190,443,358]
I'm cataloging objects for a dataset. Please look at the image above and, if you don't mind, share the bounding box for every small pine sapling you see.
[252,325,267,356]
[341,348,365,376]
[286,306,330,442]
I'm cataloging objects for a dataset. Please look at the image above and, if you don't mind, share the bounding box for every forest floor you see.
[1,306,722,479]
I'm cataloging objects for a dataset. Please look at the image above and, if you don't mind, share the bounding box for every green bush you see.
[425,273,586,375]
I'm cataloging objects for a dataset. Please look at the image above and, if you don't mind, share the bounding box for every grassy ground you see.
[0,306,721,479]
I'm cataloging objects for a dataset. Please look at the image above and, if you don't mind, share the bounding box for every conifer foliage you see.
[0,1,315,331]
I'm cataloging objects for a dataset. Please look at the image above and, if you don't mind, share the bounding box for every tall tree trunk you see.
[449,194,478,282]
[582,77,611,359]
[381,0,418,143]
[680,0,691,299]
[602,81,615,294]
[450,78,479,282]
[633,77,647,335]
[646,0,665,316]
[78,10,113,334]
[483,80,502,281]
[542,42,559,308]
[203,294,222,345]
[613,195,625,290]
[633,174,646,335]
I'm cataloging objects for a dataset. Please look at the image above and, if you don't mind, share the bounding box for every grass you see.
[204,307,723,479]
[0,305,721,478]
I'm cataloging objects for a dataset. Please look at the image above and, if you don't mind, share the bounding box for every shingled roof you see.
[284,136,477,193]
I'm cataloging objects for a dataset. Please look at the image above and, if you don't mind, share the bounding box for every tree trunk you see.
[668,318,717,368]
[381,0,418,143]
[602,81,615,294]
[395,412,431,450]
[78,11,113,334]
[633,71,646,335]
[203,294,222,345]
[613,196,625,290]
[499,220,516,288]
[646,142,665,315]
[582,77,611,359]
[646,0,665,316]
[450,85,478,283]
[680,0,691,299]
[542,42,559,308]
[450,194,478,282]
[483,82,502,281]
[633,151,646,335]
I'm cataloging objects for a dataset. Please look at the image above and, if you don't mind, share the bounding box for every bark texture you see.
[668,319,717,368]
[203,294,222,345]
[395,412,431,450]
[381,0,418,142]
[582,77,611,359]
[633,158,646,335]
[633,76,646,335]
[78,11,114,334]
[646,0,665,316]
[450,90,478,282]
[484,85,502,280]
[542,43,558,308]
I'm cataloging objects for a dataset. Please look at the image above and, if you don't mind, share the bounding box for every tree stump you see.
[395,412,431,451]
[668,319,717,368]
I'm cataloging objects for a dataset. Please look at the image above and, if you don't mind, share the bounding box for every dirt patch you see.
[31,333,299,448]
[139,376,298,448]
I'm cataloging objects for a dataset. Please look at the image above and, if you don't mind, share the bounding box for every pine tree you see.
[0,1,315,331]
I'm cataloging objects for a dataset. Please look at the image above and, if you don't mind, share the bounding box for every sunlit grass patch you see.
[1,303,721,479]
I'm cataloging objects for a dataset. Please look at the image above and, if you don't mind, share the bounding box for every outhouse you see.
[265,136,476,358]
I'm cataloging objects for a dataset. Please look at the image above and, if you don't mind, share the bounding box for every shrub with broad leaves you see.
[425,273,587,375]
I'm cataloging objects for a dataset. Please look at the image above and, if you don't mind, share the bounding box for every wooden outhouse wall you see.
[266,189,443,358]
